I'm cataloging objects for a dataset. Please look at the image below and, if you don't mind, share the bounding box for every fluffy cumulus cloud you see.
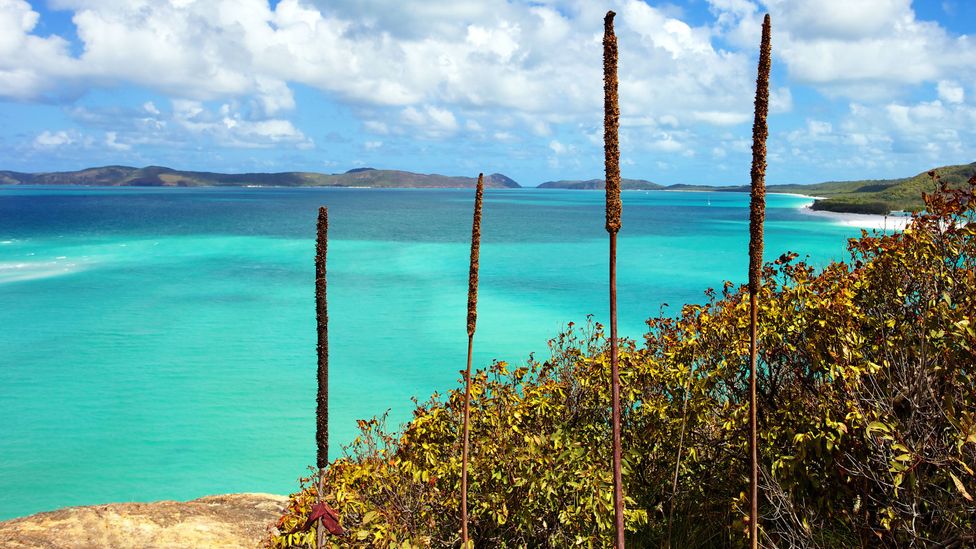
[702,0,976,177]
[0,0,79,99]
[33,130,76,148]
[0,0,774,155]
[779,92,976,174]
[1,0,975,181]
[711,0,976,97]
[30,98,311,158]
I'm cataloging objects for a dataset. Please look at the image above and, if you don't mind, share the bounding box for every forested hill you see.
[669,161,976,214]
[771,162,976,214]
[538,162,976,215]
[0,166,521,189]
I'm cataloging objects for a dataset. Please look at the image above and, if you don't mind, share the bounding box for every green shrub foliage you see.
[270,181,976,548]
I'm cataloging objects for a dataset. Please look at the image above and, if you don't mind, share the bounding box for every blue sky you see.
[1,0,974,187]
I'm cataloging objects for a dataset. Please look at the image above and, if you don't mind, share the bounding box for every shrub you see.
[269,180,976,548]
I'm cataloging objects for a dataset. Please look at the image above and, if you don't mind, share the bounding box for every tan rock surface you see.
[0,493,287,549]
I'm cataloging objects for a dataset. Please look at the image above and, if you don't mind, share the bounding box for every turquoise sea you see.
[0,186,867,519]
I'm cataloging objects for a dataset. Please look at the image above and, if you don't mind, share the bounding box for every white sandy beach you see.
[796,202,911,231]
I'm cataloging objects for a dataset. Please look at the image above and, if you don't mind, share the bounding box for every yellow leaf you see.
[950,472,973,502]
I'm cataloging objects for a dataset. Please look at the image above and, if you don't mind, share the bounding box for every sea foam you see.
[0,259,86,284]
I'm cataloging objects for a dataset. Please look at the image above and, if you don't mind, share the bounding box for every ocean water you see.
[0,186,866,519]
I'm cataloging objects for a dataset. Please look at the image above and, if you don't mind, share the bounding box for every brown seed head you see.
[467,174,484,336]
[604,10,621,234]
[748,14,771,294]
[315,206,329,469]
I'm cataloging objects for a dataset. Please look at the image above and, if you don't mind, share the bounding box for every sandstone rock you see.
[0,493,287,549]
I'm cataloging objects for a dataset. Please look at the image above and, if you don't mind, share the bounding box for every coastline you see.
[796,202,911,231]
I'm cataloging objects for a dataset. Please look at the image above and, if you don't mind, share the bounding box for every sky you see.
[1,0,975,187]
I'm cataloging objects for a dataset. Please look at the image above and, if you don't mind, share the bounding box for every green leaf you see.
[866,421,891,435]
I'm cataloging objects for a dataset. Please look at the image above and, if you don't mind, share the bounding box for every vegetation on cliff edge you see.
[270,180,976,548]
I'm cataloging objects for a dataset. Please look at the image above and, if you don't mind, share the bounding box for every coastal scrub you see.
[269,165,976,549]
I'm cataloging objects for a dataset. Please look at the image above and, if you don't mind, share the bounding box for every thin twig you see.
[668,351,697,547]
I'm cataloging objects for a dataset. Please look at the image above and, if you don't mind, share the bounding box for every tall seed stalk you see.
[748,14,771,549]
[314,206,329,549]
[460,173,484,548]
[603,10,625,549]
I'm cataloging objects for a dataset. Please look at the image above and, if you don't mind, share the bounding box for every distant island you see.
[538,178,661,190]
[0,166,521,189]
[539,161,976,215]
[3,162,974,215]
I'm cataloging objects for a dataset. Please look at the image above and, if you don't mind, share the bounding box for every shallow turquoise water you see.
[0,186,866,519]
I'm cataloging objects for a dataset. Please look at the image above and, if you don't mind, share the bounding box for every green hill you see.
[780,162,976,214]
[709,162,976,214]
[0,166,521,189]
[539,162,975,215]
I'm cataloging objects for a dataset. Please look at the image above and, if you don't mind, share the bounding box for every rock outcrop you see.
[0,493,286,549]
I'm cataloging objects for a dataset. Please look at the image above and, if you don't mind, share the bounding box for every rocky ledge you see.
[0,493,287,549]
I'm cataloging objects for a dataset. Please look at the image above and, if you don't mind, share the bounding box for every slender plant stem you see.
[609,233,624,548]
[668,351,697,547]
[603,10,625,549]
[314,206,329,549]
[461,333,474,546]
[748,14,772,549]
[461,173,484,548]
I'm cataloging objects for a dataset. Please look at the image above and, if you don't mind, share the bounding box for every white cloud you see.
[0,0,80,100]
[807,119,832,136]
[0,0,772,143]
[363,121,389,134]
[937,80,965,104]
[710,0,976,98]
[770,86,793,113]
[776,92,976,175]
[4,0,974,179]
[59,99,313,151]
[546,137,580,168]
[765,0,909,40]
[692,111,750,126]
[105,131,131,151]
[399,105,459,138]
[33,130,74,148]
[649,132,684,152]
[465,23,520,63]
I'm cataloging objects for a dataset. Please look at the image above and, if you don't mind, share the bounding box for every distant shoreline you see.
[796,202,910,231]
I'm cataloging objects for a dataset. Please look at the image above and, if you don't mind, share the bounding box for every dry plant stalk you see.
[314,206,329,548]
[460,173,484,547]
[603,10,625,549]
[748,14,771,549]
